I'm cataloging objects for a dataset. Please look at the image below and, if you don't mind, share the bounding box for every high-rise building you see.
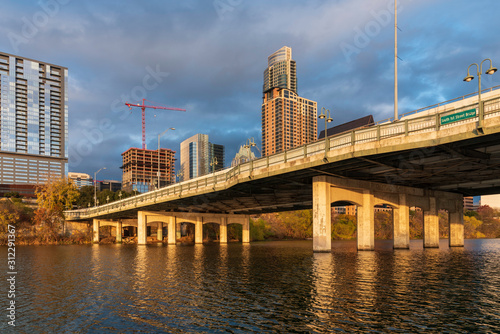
[0,52,68,197]
[180,134,225,181]
[121,148,175,193]
[261,47,317,157]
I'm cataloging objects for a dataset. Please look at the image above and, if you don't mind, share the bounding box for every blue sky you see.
[1,0,499,181]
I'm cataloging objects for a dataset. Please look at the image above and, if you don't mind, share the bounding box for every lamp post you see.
[318,107,333,157]
[176,170,184,183]
[244,137,257,162]
[463,59,497,132]
[94,167,106,207]
[157,127,175,189]
[210,157,218,175]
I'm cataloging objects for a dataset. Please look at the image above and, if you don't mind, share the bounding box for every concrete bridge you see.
[66,86,500,252]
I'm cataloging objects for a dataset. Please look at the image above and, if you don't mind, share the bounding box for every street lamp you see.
[94,167,106,207]
[464,59,497,132]
[210,157,218,175]
[176,170,184,183]
[157,127,175,189]
[318,107,333,157]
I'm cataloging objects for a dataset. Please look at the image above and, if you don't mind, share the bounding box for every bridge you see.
[66,86,500,252]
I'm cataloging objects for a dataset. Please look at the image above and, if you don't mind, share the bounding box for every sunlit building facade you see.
[68,172,93,189]
[180,134,224,181]
[0,52,68,196]
[261,47,317,157]
[121,147,175,193]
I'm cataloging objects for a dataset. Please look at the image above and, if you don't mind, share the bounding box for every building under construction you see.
[121,148,175,193]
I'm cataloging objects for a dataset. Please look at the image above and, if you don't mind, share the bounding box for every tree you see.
[464,216,485,239]
[33,177,80,240]
[331,214,357,240]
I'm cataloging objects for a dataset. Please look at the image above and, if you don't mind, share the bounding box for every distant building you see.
[261,46,317,157]
[98,180,122,192]
[463,196,474,211]
[231,145,256,166]
[180,134,224,181]
[121,147,175,193]
[318,115,375,139]
[480,194,500,209]
[0,52,68,197]
[68,172,93,189]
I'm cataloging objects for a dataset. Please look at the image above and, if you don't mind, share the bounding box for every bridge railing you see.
[65,92,500,220]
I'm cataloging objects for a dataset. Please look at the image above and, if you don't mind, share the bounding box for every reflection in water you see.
[0,240,499,333]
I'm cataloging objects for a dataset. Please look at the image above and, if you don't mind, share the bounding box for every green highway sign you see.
[440,108,477,125]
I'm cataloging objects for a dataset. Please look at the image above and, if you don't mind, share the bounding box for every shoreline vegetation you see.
[1,177,500,246]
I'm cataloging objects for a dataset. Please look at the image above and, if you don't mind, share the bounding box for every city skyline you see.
[0,0,499,181]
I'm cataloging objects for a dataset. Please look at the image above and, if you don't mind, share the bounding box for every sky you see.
[1,0,499,181]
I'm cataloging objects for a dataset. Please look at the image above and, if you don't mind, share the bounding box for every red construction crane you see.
[125,98,186,150]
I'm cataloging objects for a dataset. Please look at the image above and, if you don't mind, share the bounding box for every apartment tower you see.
[261,46,317,156]
[0,52,68,197]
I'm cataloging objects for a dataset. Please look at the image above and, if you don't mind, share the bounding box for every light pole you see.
[176,170,184,183]
[94,167,106,207]
[318,107,333,157]
[464,59,497,132]
[157,127,175,189]
[210,157,218,175]
[244,137,257,162]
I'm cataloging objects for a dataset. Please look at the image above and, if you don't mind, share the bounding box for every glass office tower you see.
[0,52,68,196]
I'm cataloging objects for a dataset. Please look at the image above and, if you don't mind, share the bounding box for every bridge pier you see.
[195,217,203,244]
[116,221,122,243]
[220,217,228,244]
[313,176,332,252]
[168,217,176,244]
[357,190,374,251]
[312,176,464,252]
[393,194,410,249]
[424,197,440,248]
[242,217,250,243]
[157,222,163,241]
[93,219,100,243]
[449,201,464,247]
[138,211,147,245]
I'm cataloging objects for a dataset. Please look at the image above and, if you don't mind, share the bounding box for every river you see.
[1,239,499,333]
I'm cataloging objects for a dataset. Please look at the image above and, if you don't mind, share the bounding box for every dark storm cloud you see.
[0,0,499,180]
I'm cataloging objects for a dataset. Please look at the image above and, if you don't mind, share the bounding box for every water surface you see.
[1,239,499,333]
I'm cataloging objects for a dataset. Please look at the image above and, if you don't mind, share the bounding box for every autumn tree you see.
[33,176,80,241]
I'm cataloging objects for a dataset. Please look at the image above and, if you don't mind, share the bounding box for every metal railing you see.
[65,92,500,220]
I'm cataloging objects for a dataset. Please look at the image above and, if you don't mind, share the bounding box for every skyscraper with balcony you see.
[262,46,317,157]
[0,52,68,197]
[180,134,224,181]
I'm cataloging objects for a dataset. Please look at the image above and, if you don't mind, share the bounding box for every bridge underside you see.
[83,130,500,221]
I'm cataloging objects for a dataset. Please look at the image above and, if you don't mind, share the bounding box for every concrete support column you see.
[168,216,176,245]
[313,176,332,252]
[357,190,374,251]
[93,219,100,243]
[393,193,410,249]
[242,217,250,243]
[176,222,181,239]
[449,202,464,247]
[424,197,440,248]
[116,221,122,244]
[157,222,163,241]
[138,211,147,245]
[195,217,203,244]
[220,217,228,244]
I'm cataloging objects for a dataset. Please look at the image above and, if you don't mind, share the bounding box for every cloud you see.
[0,0,499,181]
